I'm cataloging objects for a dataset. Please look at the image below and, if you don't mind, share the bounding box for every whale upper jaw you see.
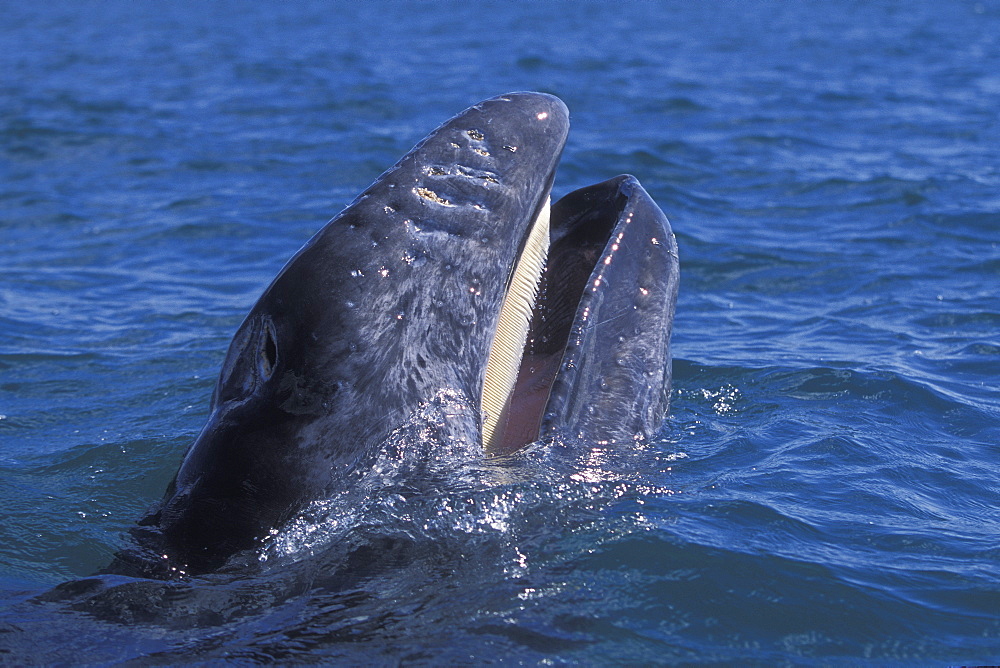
[115,93,678,577]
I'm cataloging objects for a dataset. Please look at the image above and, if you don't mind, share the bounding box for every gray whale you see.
[115,92,679,576]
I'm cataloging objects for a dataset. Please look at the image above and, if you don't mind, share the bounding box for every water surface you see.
[2,1,999,664]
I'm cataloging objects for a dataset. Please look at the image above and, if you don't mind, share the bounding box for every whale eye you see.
[214,316,279,406]
[258,319,278,380]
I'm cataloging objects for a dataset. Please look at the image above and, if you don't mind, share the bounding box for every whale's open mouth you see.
[481,176,647,457]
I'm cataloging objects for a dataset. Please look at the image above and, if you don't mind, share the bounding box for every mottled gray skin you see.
[117,93,678,576]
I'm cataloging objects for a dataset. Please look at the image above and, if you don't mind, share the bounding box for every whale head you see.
[121,93,678,575]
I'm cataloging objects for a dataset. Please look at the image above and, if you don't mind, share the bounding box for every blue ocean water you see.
[2,0,999,663]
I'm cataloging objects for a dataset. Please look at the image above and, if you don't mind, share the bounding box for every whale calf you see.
[114,92,679,576]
